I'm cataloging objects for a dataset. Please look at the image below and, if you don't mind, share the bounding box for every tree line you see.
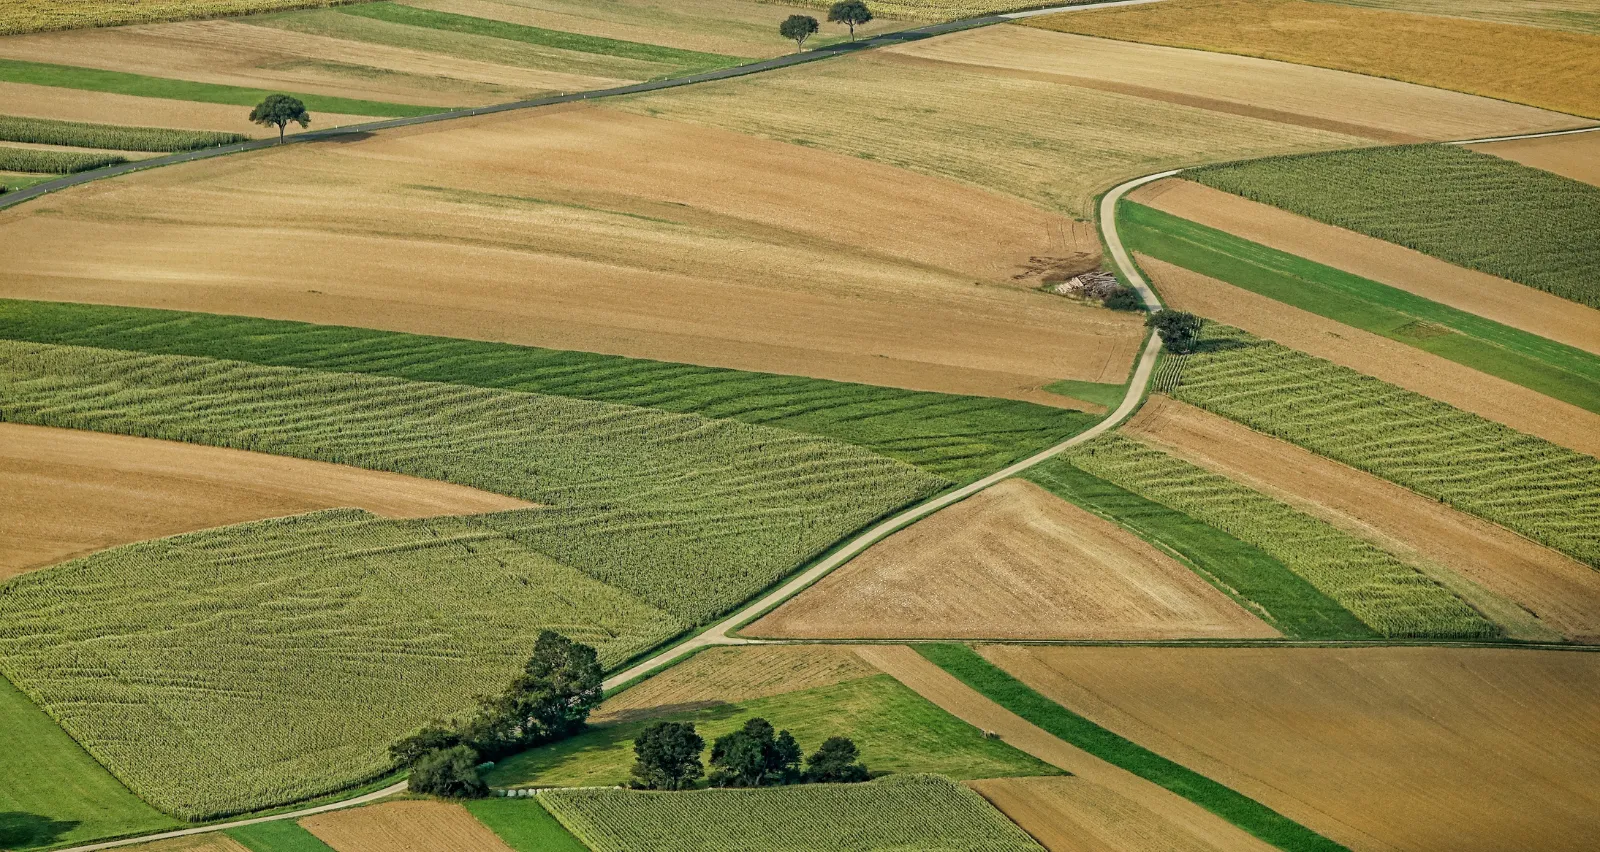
[782,1,873,51]
[630,718,870,790]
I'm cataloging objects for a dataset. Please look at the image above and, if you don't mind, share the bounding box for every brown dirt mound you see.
[592,645,880,725]
[301,800,514,852]
[1470,131,1600,188]
[984,645,1600,852]
[0,423,533,579]
[969,776,1225,852]
[747,479,1276,640]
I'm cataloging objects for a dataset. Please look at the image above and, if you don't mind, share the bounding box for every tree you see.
[249,94,310,144]
[828,1,872,41]
[408,745,488,798]
[630,721,705,790]
[1102,285,1144,312]
[1146,310,1203,354]
[390,721,464,766]
[709,718,801,787]
[805,736,869,783]
[779,15,819,51]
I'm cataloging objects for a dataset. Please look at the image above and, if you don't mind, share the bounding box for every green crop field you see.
[1025,460,1374,639]
[486,674,1056,788]
[1044,378,1128,410]
[1121,200,1600,414]
[0,145,124,174]
[468,799,588,852]
[1064,435,1494,638]
[1171,324,1600,569]
[1189,145,1600,309]
[0,115,246,152]
[227,820,338,852]
[0,300,1091,483]
[541,774,1046,852]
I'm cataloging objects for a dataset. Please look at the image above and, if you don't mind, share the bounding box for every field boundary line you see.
[1447,125,1600,145]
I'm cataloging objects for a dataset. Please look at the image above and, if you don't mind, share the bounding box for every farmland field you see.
[970,776,1230,852]
[591,645,880,724]
[300,800,517,852]
[984,646,1600,851]
[541,775,1046,852]
[227,821,338,852]
[1471,129,1600,187]
[1321,0,1600,35]
[0,114,247,150]
[464,799,587,852]
[1,0,361,34]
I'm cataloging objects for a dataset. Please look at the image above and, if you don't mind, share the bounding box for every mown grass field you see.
[541,775,1046,852]
[0,115,246,151]
[228,820,338,852]
[466,799,587,852]
[1121,201,1600,414]
[1172,324,1600,568]
[1191,145,1600,309]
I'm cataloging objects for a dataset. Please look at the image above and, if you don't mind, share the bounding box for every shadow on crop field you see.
[0,812,79,849]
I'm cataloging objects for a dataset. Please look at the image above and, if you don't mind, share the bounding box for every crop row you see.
[0,0,356,35]
[0,115,247,152]
[1066,435,1495,638]
[0,145,124,174]
[1171,324,1600,568]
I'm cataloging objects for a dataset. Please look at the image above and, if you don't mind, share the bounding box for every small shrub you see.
[409,745,488,798]
[1102,285,1144,311]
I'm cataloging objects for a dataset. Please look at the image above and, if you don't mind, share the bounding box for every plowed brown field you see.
[301,800,515,852]
[1470,131,1600,188]
[985,645,1600,852]
[1138,254,1600,456]
[122,835,251,852]
[0,81,377,137]
[1128,178,1600,355]
[969,776,1226,852]
[0,423,532,578]
[592,645,880,724]
[0,107,1142,402]
[1125,397,1600,642]
[747,479,1275,640]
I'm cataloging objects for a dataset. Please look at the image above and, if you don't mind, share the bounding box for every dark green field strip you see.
[1121,201,1600,413]
[1189,145,1600,309]
[228,820,338,852]
[336,2,745,73]
[0,300,1091,482]
[0,114,247,152]
[0,58,440,118]
[1043,378,1126,409]
[1024,460,1374,640]
[916,644,1349,852]
[468,799,589,852]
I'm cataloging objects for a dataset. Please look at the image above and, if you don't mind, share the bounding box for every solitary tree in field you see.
[780,14,820,52]
[828,1,873,41]
[631,721,706,790]
[249,94,310,144]
[1146,309,1203,354]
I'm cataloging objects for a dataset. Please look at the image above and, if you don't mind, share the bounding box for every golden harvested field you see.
[119,835,252,852]
[1129,178,1600,355]
[747,479,1276,640]
[301,800,515,852]
[0,81,378,137]
[1320,0,1600,36]
[1470,130,1600,187]
[592,645,880,724]
[1138,254,1600,457]
[781,0,1038,23]
[1125,397,1600,642]
[0,106,1142,402]
[1027,0,1600,119]
[984,645,1600,852]
[0,0,349,35]
[0,423,532,579]
[969,776,1231,852]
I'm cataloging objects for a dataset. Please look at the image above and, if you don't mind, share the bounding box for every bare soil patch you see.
[301,800,515,852]
[122,836,252,852]
[1139,254,1600,456]
[0,107,1141,402]
[1125,397,1600,641]
[0,81,377,137]
[985,645,1600,852]
[592,645,880,724]
[1129,178,1600,355]
[1470,131,1600,188]
[747,479,1275,640]
[0,423,532,578]
[969,776,1225,852]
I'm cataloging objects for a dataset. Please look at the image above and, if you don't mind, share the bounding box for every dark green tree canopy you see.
[630,721,706,790]
[780,14,820,51]
[709,717,802,787]
[1146,310,1204,354]
[248,94,310,144]
[408,745,488,798]
[828,1,873,40]
[804,736,870,783]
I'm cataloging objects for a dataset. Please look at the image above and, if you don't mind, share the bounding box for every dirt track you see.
[300,801,514,852]
[747,479,1276,640]
[1470,130,1600,187]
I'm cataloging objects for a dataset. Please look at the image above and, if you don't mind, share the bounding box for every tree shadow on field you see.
[0,812,80,849]
[1190,336,1251,354]
[310,131,374,145]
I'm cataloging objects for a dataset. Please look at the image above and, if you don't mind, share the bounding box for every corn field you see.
[0,145,125,174]
[0,115,247,152]
[0,0,368,35]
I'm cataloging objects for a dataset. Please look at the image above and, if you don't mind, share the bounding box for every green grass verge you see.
[541,774,1045,852]
[916,644,1347,852]
[0,58,439,118]
[1189,144,1600,309]
[227,819,338,852]
[1120,200,1600,414]
[0,114,247,151]
[0,145,125,174]
[485,674,1058,788]
[466,799,589,852]
[1042,378,1126,409]
[0,674,176,850]
[0,300,1093,483]
[0,171,58,191]
[1173,323,1600,568]
[1024,459,1373,639]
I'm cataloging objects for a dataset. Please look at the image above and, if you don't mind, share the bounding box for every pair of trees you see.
[392,631,604,797]
[630,717,869,790]
[781,1,873,51]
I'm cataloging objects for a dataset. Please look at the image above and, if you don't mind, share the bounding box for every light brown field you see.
[1324,0,1600,35]
[592,645,880,724]
[300,800,515,852]
[1470,130,1600,187]
[1129,178,1600,355]
[0,81,378,137]
[1027,0,1600,119]
[747,479,1276,640]
[1139,254,1600,456]
[985,645,1600,852]
[0,423,533,578]
[1126,396,1600,642]
[856,645,1276,852]
[2,0,348,35]
[0,106,1143,401]
[969,776,1225,852]
[120,835,252,852]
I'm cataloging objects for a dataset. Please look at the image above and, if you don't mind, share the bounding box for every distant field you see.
[0,144,123,173]
[0,114,246,151]
[781,0,1055,21]
[228,821,338,852]
[1323,0,1600,35]
[0,0,361,34]
[542,775,1046,852]
[301,800,517,852]
[1026,0,1600,118]
[0,79,380,137]
[1471,129,1600,187]
[465,799,587,852]
[1190,145,1600,309]
[592,645,879,724]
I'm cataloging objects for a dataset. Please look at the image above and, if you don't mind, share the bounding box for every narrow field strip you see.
[1320,0,1600,35]
[465,799,587,852]
[0,114,246,151]
[300,800,517,852]
[226,820,337,852]
[0,0,357,34]
[0,145,124,173]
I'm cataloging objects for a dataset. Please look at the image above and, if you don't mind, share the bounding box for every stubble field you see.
[1470,129,1600,187]
[300,800,517,852]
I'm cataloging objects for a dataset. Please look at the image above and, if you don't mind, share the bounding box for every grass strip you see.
[1043,378,1126,409]
[0,58,439,118]
[0,145,125,173]
[0,114,247,151]
[915,643,1349,852]
[227,819,339,852]
[467,799,588,852]
[1024,459,1373,639]
[1121,200,1600,413]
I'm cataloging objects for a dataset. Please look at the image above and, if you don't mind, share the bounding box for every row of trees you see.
[781,1,873,51]
[630,718,870,790]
